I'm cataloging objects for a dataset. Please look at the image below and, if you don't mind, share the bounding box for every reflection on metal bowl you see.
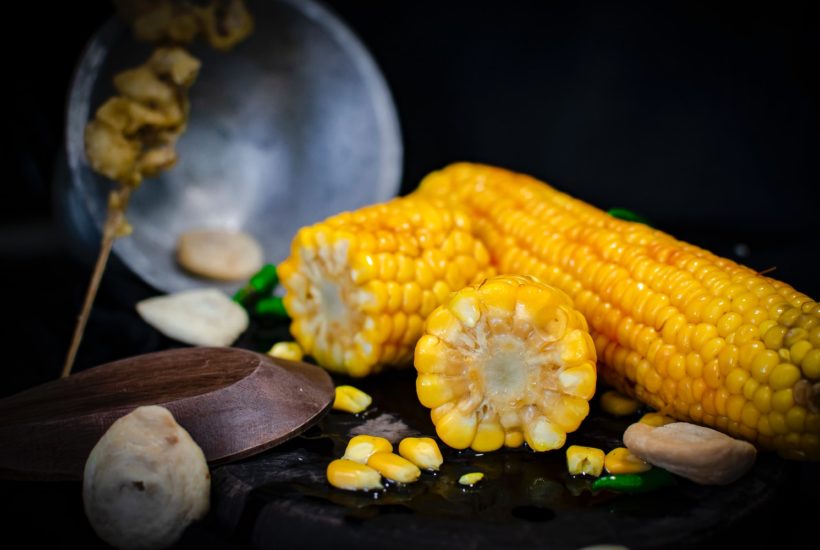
[62,0,402,293]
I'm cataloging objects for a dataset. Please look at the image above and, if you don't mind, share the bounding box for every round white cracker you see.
[177,229,263,281]
[136,288,249,346]
[83,406,210,550]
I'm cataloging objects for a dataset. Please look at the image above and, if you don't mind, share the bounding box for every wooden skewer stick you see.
[61,188,132,379]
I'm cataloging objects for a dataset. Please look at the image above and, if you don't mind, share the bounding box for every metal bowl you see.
[63,0,402,293]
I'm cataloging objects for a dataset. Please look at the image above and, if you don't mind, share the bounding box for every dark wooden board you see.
[0,347,334,480]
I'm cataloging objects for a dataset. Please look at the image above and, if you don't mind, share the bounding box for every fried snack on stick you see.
[116,0,254,50]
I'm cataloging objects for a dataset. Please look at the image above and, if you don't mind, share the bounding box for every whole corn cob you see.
[415,163,820,460]
[278,197,494,376]
[415,275,597,452]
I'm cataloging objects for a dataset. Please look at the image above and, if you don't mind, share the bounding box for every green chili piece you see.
[607,208,654,227]
[233,264,278,303]
[255,296,289,317]
[592,467,675,494]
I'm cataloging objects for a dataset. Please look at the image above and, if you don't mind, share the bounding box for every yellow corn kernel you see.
[326,459,383,491]
[398,437,443,471]
[604,447,652,474]
[413,275,596,453]
[600,390,641,416]
[413,163,819,460]
[343,435,393,464]
[367,452,421,483]
[639,412,675,427]
[566,445,605,476]
[458,472,484,486]
[267,341,304,362]
[278,197,493,377]
[333,385,372,413]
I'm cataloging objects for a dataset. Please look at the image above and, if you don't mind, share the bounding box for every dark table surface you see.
[3,1,818,548]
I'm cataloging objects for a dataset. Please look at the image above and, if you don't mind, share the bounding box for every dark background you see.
[2,0,818,547]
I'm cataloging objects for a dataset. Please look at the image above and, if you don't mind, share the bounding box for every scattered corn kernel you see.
[343,435,393,464]
[267,341,304,362]
[458,472,484,486]
[566,445,605,476]
[398,437,443,471]
[604,447,652,474]
[600,390,641,417]
[639,412,675,427]
[326,459,383,491]
[367,452,421,483]
[333,385,372,413]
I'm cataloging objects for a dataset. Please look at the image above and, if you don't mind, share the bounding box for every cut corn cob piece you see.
[278,197,494,377]
[333,385,372,414]
[604,447,652,474]
[367,452,421,483]
[600,390,641,416]
[267,341,304,362]
[326,459,383,491]
[458,472,484,486]
[566,445,605,476]
[398,437,443,471]
[414,163,820,460]
[343,435,393,464]
[414,275,597,452]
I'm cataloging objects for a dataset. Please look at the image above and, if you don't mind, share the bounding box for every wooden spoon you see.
[0,347,335,481]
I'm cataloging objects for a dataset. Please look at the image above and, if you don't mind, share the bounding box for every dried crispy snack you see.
[84,47,200,187]
[136,288,249,346]
[176,229,264,281]
[83,406,210,550]
[116,0,254,51]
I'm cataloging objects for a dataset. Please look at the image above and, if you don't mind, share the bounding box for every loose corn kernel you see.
[458,472,484,486]
[566,445,605,476]
[604,447,652,474]
[639,412,675,427]
[333,385,372,413]
[267,341,304,362]
[367,452,421,483]
[600,390,641,416]
[343,435,393,464]
[398,437,443,471]
[326,459,383,491]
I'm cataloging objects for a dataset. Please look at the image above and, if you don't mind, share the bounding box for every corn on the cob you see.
[278,197,494,377]
[415,275,597,452]
[415,162,820,460]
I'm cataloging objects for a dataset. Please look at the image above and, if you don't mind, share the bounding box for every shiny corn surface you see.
[415,163,820,460]
[278,197,494,377]
[414,275,597,452]
[604,447,651,474]
[326,459,383,491]
[343,435,392,464]
[333,385,372,414]
[398,437,443,471]
[566,445,605,476]
[367,452,421,483]
[267,341,304,362]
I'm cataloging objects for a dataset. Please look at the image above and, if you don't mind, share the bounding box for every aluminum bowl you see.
[62,0,402,293]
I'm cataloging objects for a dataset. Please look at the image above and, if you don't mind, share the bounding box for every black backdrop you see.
[2,1,818,546]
